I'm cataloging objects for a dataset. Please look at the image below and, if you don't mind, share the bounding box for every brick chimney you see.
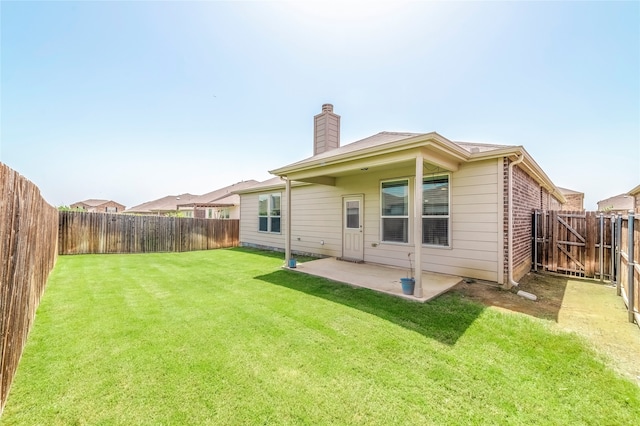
[313,103,340,155]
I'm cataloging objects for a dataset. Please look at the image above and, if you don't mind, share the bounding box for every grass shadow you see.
[255,269,485,346]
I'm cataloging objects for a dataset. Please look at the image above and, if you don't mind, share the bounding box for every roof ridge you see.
[378,131,423,136]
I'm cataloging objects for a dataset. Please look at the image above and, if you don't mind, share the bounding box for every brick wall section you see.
[561,193,584,211]
[503,158,562,283]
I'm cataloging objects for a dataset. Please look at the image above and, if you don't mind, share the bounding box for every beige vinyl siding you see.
[240,191,286,250]
[356,166,415,268]
[445,159,502,281]
[240,158,503,282]
[365,160,501,281]
[240,185,344,257]
[290,184,342,257]
[228,206,240,220]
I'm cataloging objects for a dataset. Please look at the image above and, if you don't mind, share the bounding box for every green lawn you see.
[2,248,639,425]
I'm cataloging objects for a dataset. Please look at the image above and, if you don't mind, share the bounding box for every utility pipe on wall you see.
[508,154,525,288]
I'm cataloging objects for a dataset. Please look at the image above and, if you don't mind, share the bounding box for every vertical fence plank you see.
[585,212,596,277]
[541,210,548,271]
[550,210,558,273]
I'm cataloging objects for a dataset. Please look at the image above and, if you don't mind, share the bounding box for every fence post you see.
[533,210,538,272]
[599,213,604,282]
[615,214,622,296]
[610,214,615,283]
[627,210,635,323]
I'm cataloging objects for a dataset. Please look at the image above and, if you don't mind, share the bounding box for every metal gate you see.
[533,210,615,281]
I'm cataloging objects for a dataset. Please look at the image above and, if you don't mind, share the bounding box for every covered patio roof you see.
[270,132,468,185]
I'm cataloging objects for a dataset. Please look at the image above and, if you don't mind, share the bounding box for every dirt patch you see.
[450,272,640,384]
[451,273,567,321]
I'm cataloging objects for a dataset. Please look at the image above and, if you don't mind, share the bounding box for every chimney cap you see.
[321,103,334,113]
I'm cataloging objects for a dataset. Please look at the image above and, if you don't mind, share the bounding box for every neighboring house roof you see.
[557,187,584,195]
[126,180,260,214]
[125,193,199,213]
[266,130,565,204]
[190,180,259,204]
[597,193,634,212]
[71,199,126,209]
[74,199,112,207]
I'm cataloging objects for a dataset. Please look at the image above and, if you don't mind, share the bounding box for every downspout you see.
[508,154,525,288]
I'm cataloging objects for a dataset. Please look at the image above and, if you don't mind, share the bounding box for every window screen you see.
[381,180,409,243]
[422,175,449,246]
[258,193,281,233]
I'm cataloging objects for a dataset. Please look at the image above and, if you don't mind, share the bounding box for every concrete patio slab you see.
[289,257,462,302]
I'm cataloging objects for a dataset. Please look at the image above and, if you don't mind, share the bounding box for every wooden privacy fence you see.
[533,209,639,325]
[0,163,58,415]
[532,210,614,279]
[618,213,639,325]
[59,211,239,254]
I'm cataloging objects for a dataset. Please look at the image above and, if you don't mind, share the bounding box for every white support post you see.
[285,177,292,267]
[414,154,423,297]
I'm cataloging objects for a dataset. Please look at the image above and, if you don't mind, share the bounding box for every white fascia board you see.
[270,133,469,177]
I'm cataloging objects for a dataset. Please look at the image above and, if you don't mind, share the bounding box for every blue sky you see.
[1,1,638,210]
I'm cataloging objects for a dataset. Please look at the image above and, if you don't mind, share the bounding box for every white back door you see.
[342,195,364,261]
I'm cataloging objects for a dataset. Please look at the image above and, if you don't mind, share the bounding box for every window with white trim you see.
[258,193,281,233]
[422,175,450,246]
[381,180,409,243]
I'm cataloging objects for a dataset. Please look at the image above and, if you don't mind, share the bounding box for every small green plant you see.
[164,210,186,217]
[57,205,85,212]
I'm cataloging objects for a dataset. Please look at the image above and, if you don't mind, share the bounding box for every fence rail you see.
[0,163,58,415]
[58,211,239,254]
